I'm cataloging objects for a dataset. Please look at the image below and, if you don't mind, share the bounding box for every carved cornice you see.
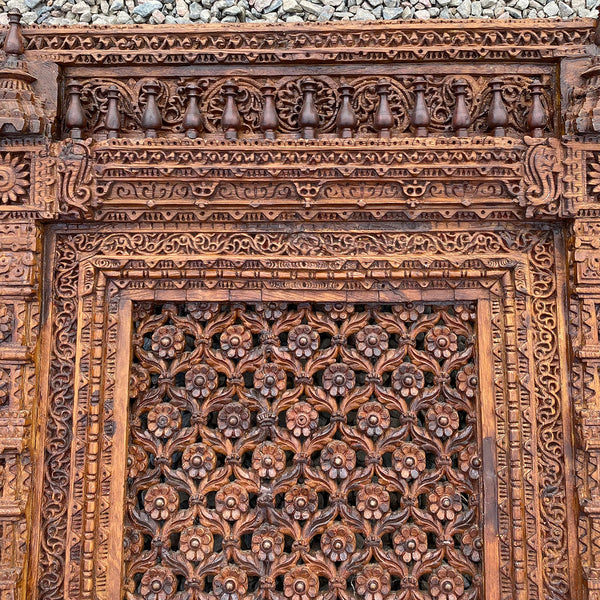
[77,136,558,218]
[19,19,595,66]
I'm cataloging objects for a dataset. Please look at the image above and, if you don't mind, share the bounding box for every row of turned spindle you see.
[65,77,549,141]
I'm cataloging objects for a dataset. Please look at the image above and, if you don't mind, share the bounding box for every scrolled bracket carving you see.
[56,139,94,219]
[522,136,561,217]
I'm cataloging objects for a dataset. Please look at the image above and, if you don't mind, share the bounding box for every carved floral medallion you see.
[125,302,482,600]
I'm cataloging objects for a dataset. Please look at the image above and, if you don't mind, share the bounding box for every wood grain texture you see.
[0,12,593,600]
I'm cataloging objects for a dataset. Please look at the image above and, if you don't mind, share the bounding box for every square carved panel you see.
[125,302,482,600]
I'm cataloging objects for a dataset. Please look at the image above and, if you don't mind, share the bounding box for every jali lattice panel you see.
[125,301,482,600]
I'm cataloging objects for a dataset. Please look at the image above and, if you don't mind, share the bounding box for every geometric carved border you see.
[29,222,576,600]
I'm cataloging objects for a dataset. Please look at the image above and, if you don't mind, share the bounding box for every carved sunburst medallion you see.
[0,154,28,204]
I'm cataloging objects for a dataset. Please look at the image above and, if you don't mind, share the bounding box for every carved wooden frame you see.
[0,13,597,600]
[26,222,576,600]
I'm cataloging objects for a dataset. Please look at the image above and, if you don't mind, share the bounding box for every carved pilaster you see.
[569,215,600,599]
[0,11,51,600]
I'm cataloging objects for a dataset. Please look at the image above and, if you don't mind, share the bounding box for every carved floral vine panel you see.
[125,302,481,600]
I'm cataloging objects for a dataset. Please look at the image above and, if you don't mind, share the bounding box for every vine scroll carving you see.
[0,11,594,600]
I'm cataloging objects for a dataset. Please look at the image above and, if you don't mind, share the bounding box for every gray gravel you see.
[0,0,596,27]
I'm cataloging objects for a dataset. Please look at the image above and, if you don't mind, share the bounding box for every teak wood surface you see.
[0,11,598,600]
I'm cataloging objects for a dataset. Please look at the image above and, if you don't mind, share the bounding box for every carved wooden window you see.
[125,301,481,600]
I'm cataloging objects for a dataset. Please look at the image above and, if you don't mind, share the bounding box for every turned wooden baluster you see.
[65,81,85,140]
[260,84,278,140]
[105,85,121,139]
[299,79,319,140]
[221,80,241,141]
[4,8,24,58]
[527,79,547,138]
[487,78,508,137]
[452,79,471,137]
[336,84,356,139]
[141,82,162,138]
[411,77,430,137]
[374,79,393,139]
[183,83,202,139]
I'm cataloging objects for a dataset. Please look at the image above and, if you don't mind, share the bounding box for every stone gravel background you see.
[0,0,596,29]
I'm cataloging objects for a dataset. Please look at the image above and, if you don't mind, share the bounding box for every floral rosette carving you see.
[182,443,216,478]
[459,443,481,480]
[355,565,391,600]
[393,302,425,322]
[321,440,356,479]
[356,484,390,519]
[355,325,389,358]
[126,302,481,599]
[429,483,463,521]
[144,484,179,521]
[426,403,460,438]
[392,363,425,398]
[256,302,288,320]
[216,483,249,520]
[252,526,285,562]
[393,525,428,563]
[186,364,218,399]
[151,325,186,359]
[288,324,319,359]
[218,402,251,438]
[429,566,465,600]
[213,566,248,600]
[426,325,458,360]
[324,302,354,321]
[127,444,149,478]
[393,442,426,480]
[321,524,355,561]
[147,403,181,438]
[254,363,286,398]
[285,485,318,520]
[456,364,478,399]
[220,324,252,359]
[286,401,318,437]
[188,301,220,321]
[252,441,286,478]
[179,525,213,562]
[357,401,390,437]
[129,363,150,398]
[284,566,319,600]
[140,566,177,600]
[462,525,483,562]
[323,363,355,396]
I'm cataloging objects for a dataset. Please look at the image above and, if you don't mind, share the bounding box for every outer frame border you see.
[29,222,577,600]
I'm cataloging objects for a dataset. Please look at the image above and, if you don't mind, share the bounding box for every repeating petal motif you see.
[126,302,481,600]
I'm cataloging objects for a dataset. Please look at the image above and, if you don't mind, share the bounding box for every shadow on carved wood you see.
[0,9,594,600]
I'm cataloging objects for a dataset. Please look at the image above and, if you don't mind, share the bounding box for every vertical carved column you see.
[0,11,53,600]
[569,216,600,600]
[0,219,39,600]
